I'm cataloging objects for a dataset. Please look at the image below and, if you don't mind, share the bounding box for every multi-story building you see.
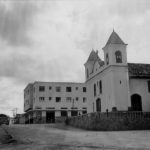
[24,82,87,123]
[24,30,150,123]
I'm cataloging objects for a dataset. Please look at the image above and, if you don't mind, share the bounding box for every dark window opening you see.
[96,98,101,112]
[99,80,102,94]
[148,81,150,92]
[83,87,86,92]
[66,87,71,92]
[61,107,67,109]
[94,84,96,96]
[56,97,61,102]
[82,107,87,109]
[106,53,109,65]
[115,51,122,63]
[82,111,87,114]
[39,97,45,101]
[56,86,61,92]
[71,111,78,116]
[61,111,68,117]
[83,97,87,103]
[39,86,45,92]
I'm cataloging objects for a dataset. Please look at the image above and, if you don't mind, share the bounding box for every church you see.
[85,30,150,113]
[24,31,150,123]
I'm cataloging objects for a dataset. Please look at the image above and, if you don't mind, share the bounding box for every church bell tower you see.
[102,30,130,111]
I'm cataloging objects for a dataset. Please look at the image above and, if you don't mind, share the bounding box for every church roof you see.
[87,50,98,61]
[86,50,102,63]
[128,63,150,78]
[105,31,125,46]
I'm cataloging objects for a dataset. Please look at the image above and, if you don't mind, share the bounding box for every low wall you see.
[67,111,150,131]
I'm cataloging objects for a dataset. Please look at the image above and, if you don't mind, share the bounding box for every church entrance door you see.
[131,94,142,111]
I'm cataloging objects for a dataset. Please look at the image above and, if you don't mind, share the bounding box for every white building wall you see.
[111,66,130,111]
[86,67,117,113]
[129,79,150,111]
[32,82,88,116]
[24,84,33,112]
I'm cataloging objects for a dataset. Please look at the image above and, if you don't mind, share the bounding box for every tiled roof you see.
[87,50,98,62]
[128,63,150,77]
[105,31,125,46]
[86,50,102,63]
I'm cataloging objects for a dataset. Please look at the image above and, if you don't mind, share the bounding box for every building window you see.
[61,111,68,117]
[82,111,87,114]
[115,51,122,63]
[66,87,71,92]
[39,86,45,92]
[66,97,72,102]
[71,111,78,116]
[49,97,52,101]
[94,84,96,96]
[35,106,42,109]
[49,86,52,90]
[76,87,78,90]
[99,80,102,94]
[83,87,86,92]
[106,53,109,65]
[76,97,79,101]
[56,97,61,102]
[148,81,150,92]
[83,97,87,103]
[56,86,61,92]
[39,97,45,102]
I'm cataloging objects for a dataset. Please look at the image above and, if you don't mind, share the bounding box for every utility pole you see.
[11,109,15,117]
[12,108,18,117]
[15,108,18,116]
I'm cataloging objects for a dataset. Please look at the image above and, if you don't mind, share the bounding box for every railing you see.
[69,111,150,121]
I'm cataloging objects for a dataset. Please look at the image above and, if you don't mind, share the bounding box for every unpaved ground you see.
[0,124,150,150]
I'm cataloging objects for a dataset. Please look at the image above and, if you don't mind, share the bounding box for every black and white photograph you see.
[0,0,150,149]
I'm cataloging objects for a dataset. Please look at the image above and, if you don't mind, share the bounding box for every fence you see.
[67,111,150,131]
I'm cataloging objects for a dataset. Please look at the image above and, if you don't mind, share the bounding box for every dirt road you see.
[0,124,150,150]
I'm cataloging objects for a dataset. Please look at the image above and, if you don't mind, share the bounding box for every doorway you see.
[131,94,142,111]
[96,98,101,112]
[71,111,78,116]
[46,111,55,123]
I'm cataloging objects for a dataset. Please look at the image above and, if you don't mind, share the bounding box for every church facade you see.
[24,31,150,123]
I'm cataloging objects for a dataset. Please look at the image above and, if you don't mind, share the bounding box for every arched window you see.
[106,53,109,65]
[115,51,122,63]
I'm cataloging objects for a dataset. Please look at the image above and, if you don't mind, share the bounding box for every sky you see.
[0,0,150,117]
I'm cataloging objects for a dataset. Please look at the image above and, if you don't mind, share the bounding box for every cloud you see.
[0,77,24,116]
[1,0,150,116]
[0,1,37,46]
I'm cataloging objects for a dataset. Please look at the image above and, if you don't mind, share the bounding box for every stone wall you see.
[67,111,150,131]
